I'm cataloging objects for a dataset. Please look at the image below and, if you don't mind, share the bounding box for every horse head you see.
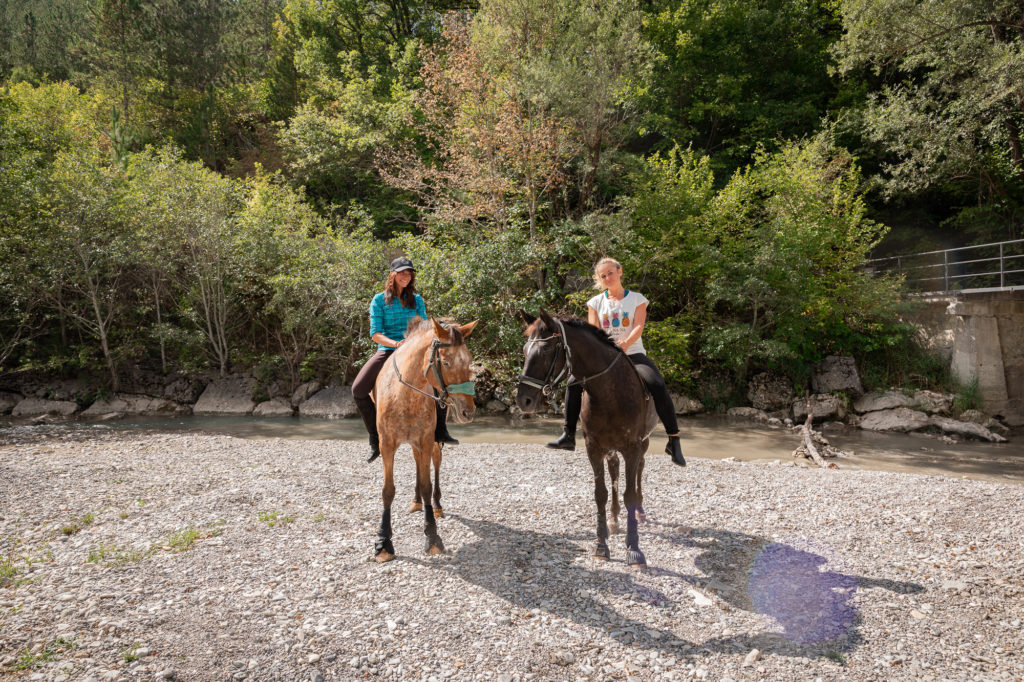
[430,318,479,424]
[516,309,569,414]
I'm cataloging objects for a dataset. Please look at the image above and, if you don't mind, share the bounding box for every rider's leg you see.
[631,355,685,467]
[434,400,458,445]
[547,381,582,450]
[353,350,391,462]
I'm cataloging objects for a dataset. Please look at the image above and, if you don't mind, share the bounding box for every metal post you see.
[944,250,949,292]
[1000,242,1005,289]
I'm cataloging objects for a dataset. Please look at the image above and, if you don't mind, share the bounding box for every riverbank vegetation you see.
[3,0,1015,404]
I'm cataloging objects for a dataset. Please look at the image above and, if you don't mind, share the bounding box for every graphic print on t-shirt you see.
[612,312,620,327]
[587,289,650,356]
[622,312,630,327]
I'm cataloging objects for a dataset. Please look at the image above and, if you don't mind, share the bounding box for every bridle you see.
[518,318,625,397]
[390,333,475,409]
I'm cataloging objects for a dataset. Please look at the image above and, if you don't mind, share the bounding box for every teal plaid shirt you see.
[369,292,427,351]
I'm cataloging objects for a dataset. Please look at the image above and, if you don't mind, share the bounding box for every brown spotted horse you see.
[372,317,478,562]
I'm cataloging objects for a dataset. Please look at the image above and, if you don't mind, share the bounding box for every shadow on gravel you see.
[404,513,696,655]
[649,522,925,661]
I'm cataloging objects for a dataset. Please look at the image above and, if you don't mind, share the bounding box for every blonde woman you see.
[547,257,685,466]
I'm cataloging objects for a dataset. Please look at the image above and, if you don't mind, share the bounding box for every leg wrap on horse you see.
[422,504,444,553]
[375,508,394,556]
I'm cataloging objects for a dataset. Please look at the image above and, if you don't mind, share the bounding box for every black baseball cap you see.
[390,257,415,272]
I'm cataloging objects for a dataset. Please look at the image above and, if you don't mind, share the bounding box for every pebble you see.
[1,432,1021,681]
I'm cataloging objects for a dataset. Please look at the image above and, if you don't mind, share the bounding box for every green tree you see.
[835,0,1024,239]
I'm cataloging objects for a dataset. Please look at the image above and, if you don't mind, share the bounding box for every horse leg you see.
[622,450,647,568]
[636,444,647,523]
[431,443,443,518]
[375,439,397,563]
[414,438,445,555]
[588,449,610,560]
[409,448,423,512]
[607,453,621,535]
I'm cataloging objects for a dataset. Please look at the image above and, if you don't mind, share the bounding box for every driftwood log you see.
[792,400,850,468]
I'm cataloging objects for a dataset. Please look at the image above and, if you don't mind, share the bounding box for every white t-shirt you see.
[587,290,649,355]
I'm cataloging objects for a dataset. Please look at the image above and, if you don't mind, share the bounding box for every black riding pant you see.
[562,353,679,435]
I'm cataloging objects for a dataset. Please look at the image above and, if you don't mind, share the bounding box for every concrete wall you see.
[908,292,1024,425]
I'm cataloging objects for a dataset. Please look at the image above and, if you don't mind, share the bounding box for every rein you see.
[390,334,475,408]
[519,318,644,398]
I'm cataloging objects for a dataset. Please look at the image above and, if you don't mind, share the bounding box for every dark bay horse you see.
[372,317,478,562]
[517,310,657,567]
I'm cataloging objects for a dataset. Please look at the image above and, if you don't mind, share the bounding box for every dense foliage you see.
[1,0,992,402]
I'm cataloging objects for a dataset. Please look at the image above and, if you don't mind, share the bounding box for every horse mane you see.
[527,315,624,356]
[406,316,464,346]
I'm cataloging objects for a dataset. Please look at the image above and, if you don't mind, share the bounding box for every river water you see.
[7,413,1022,484]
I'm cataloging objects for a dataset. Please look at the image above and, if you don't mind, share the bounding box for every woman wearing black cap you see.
[352,257,459,462]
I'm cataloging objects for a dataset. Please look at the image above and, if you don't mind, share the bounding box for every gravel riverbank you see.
[1,429,1022,681]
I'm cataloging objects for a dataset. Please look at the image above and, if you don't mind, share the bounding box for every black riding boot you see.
[546,428,576,450]
[666,435,686,467]
[354,396,380,462]
[434,401,459,445]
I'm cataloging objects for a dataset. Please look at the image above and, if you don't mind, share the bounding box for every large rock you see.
[12,398,79,417]
[853,390,915,413]
[298,386,357,419]
[253,398,295,417]
[0,391,22,415]
[930,416,1007,443]
[670,393,704,415]
[747,372,793,411]
[163,377,205,404]
[81,394,178,417]
[727,407,768,422]
[792,394,847,421]
[858,407,931,432]
[290,381,321,408]
[811,356,864,396]
[913,390,954,415]
[193,378,257,415]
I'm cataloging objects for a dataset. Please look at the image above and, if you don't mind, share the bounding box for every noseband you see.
[391,334,475,408]
[518,318,624,396]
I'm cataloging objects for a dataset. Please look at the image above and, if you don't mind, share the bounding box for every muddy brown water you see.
[4,413,1021,484]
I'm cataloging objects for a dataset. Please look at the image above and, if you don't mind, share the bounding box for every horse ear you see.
[539,308,556,329]
[457,320,479,338]
[431,318,449,340]
[518,310,536,325]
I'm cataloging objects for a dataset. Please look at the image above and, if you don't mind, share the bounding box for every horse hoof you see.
[608,521,620,535]
[593,545,610,561]
[375,551,395,563]
[408,502,423,513]
[626,549,647,567]
[433,507,444,519]
[425,538,445,555]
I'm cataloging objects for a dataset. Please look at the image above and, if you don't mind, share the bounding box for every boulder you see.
[298,386,357,419]
[670,393,704,415]
[747,372,793,411]
[484,399,508,413]
[253,397,295,417]
[858,407,931,433]
[290,381,321,408]
[958,409,986,424]
[12,397,79,417]
[33,379,93,401]
[0,391,22,415]
[163,377,205,404]
[81,394,178,417]
[913,390,954,415]
[811,356,863,396]
[193,378,257,415]
[792,394,847,421]
[727,407,768,422]
[853,390,915,414]
[930,416,1007,443]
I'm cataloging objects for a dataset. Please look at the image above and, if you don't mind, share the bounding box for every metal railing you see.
[864,239,1024,294]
